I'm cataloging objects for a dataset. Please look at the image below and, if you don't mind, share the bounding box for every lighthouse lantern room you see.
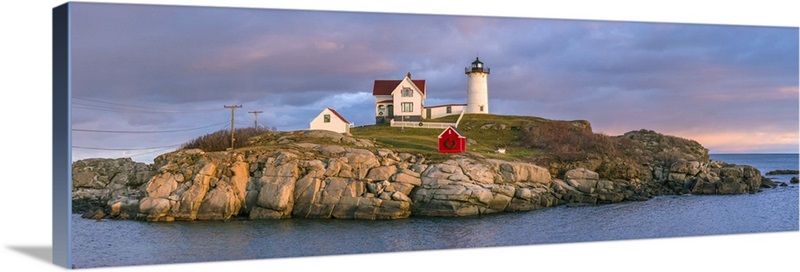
[465,57,490,114]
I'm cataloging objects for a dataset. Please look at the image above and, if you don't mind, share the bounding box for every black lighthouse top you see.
[465,57,490,74]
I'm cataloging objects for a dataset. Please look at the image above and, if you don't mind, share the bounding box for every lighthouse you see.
[465,57,489,114]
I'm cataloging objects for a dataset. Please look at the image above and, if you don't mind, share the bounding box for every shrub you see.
[521,121,617,155]
[180,127,268,152]
[520,121,649,179]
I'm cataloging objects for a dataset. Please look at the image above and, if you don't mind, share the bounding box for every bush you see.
[181,127,268,152]
[521,121,617,155]
[520,121,649,179]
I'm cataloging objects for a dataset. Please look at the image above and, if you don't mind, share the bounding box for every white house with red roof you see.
[309,107,352,134]
[373,72,429,124]
[373,58,489,125]
[373,72,467,124]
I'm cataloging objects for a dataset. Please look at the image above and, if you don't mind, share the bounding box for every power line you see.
[73,103,222,114]
[72,143,184,151]
[72,121,232,151]
[72,98,224,114]
[127,146,181,159]
[73,121,229,134]
[74,97,223,112]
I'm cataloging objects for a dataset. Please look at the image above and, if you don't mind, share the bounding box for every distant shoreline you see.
[709,153,799,155]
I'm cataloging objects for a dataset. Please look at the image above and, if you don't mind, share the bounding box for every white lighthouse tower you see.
[465,57,490,114]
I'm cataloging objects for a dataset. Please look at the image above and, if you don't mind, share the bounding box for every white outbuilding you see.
[309,107,352,134]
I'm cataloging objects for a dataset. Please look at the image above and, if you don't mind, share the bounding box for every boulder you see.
[301,160,327,179]
[343,150,381,179]
[564,168,599,180]
[257,182,294,211]
[317,145,346,157]
[457,158,495,184]
[229,161,250,205]
[145,173,178,197]
[171,163,217,220]
[107,197,139,218]
[760,177,778,188]
[73,171,106,189]
[292,175,322,217]
[391,172,422,186]
[488,159,551,186]
[366,165,398,181]
[564,168,599,194]
[303,130,344,142]
[138,197,172,222]
[81,209,106,220]
[391,191,412,202]
[196,184,240,220]
[250,207,288,219]
[331,196,362,219]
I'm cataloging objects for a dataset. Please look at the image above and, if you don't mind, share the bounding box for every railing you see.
[389,110,465,130]
[465,67,490,74]
[390,120,455,129]
[454,110,466,127]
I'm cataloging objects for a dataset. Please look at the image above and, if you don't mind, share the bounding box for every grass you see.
[178,113,707,180]
[349,124,449,160]
[350,114,577,161]
[171,114,579,163]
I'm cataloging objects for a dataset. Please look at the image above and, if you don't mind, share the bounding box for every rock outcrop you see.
[71,130,768,221]
[72,158,154,218]
[131,145,419,221]
[411,158,558,216]
[656,160,762,195]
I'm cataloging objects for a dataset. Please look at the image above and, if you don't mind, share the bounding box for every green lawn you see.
[350,114,570,161]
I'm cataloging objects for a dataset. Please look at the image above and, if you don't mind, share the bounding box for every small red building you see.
[438,126,466,153]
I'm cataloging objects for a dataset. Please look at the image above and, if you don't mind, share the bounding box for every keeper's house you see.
[373,72,465,124]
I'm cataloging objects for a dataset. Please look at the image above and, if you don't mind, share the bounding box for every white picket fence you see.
[389,110,465,129]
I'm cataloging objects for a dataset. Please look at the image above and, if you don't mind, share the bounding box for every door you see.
[387,105,394,118]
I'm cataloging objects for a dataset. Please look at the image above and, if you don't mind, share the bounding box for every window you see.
[401,88,413,97]
[479,105,484,112]
[446,106,452,114]
[324,114,330,123]
[402,102,413,112]
[377,105,385,115]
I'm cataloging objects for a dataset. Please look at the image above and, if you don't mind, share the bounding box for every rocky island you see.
[72,115,772,222]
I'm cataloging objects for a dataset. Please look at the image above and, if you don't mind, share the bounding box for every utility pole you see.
[248,110,263,130]
[224,105,242,150]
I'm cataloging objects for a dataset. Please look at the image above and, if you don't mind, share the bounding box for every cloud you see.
[67,3,799,162]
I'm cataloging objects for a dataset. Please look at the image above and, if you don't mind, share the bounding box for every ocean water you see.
[70,154,799,268]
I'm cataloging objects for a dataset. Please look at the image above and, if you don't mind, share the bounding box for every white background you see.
[1,0,797,271]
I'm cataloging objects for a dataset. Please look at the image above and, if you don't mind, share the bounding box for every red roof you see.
[372,79,426,96]
[326,108,350,124]
[376,100,393,104]
[438,126,465,138]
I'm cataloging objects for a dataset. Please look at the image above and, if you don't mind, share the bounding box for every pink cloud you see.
[677,129,798,153]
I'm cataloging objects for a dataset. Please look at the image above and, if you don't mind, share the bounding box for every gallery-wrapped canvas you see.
[52,1,798,270]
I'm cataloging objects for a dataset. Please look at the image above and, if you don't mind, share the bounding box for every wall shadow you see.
[7,246,53,265]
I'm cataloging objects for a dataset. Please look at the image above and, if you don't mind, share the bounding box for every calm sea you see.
[71,154,799,268]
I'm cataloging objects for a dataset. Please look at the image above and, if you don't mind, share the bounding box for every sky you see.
[68,2,799,163]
